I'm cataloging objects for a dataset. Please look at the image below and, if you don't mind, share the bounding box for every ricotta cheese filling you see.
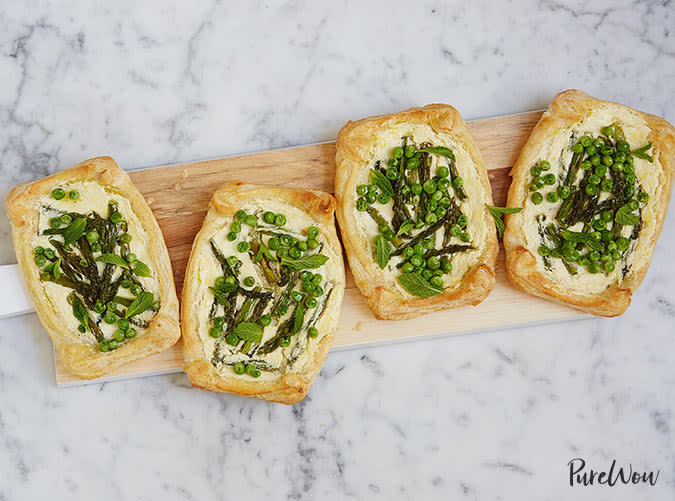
[192,200,340,381]
[352,123,489,297]
[31,181,160,350]
[519,105,659,294]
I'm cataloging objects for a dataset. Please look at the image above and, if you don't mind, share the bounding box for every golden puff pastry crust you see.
[181,182,345,405]
[6,156,180,378]
[504,90,675,316]
[335,104,498,320]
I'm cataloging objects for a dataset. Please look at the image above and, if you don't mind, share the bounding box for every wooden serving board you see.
[54,110,589,386]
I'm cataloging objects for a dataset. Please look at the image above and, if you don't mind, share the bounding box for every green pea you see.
[590,155,601,166]
[366,192,377,204]
[539,160,551,171]
[611,249,622,261]
[580,160,592,171]
[452,177,464,190]
[589,251,600,262]
[51,188,65,200]
[585,145,596,156]
[112,330,125,343]
[391,146,404,159]
[277,248,289,258]
[538,245,550,257]
[637,192,649,203]
[585,184,599,196]
[546,192,558,203]
[274,214,286,226]
[94,301,105,314]
[313,285,324,297]
[387,158,398,168]
[356,184,368,196]
[601,125,615,137]
[543,174,556,185]
[460,232,470,243]
[238,241,250,253]
[301,281,315,294]
[259,314,272,327]
[225,333,238,345]
[588,175,600,186]
[236,210,247,221]
[110,212,123,224]
[117,318,130,331]
[426,199,437,212]
[572,143,584,154]
[410,255,423,267]
[604,261,615,273]
[401,262,414,273]
[308,326,319,338]
[550,248,563,258]
[34,246,45,257]
[429,276,444,288]
[410,184,422,196]
[602,156,613,167]
[35,255,47,266]
[98,340,110,352]
[209,326,222,338]
[291,291,303,302]
[227,231,237,241]
[426,256,440,270]
[577,256,590,267]
[424,213,437,225]
[407,157,420,170]
[611,162,624,173]
[534,177,545,189]
[213,317,225,328]
[531,192,543,204]
[233,362,246,375]
[617,141,630,152]
[151,300,161,312]
[580,136,592,147]
[601,210,613,222]
[434,165,449,178]
[130,284,142,295]
[300,270,312,281]
[628,199,639,211]
[247,365,261,378]
[49,217,61,229]
[440,258,452,273]
[306,297,318,308]
[268,237,280,250]
[288,247,300,259]
[531,166,542,177]
[601,179,613,192]
[243,276,255,288]
[307,238,319,250]
[243,214,256,227]
[294,240,307,252]
[557,185,571,199]
[624,186,635,197]
[386,167,399,180]
[108,340,119,350]
[593,138,605,148]
[456,215,467,228]
[423,179,437,194]
[261,211,274,225]
[68,190,79,200]
[104,312,117,324]
[593,219,606,231]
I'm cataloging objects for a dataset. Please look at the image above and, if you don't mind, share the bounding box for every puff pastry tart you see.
[6,156,180,378]
[181,182,345,404]
[504,90,675,316]
[335,105,498,320]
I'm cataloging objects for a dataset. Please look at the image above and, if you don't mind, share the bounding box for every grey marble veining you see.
[0,1,674,500]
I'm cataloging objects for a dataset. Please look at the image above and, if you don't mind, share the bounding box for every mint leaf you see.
[487,205,522,239]
[561,230,603,251]
[63,217,87,246]
[631,143,653,163]
[52,258,62,280]
[370,169,393,197]
[71,293,88,327]
[281,254,328,271]
[96,253,130,269]
[374,234,391,269]
[132,260,152,277]
[416,146,455,160]
[254,243,274,263]
[396,220,414,237]
[209,287,231,308]
[615,205,640,226]
[397,272,443,298]
[233,322,263,343]
[125,291,154,318]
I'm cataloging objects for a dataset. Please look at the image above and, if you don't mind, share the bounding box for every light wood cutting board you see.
[54,110,588,385]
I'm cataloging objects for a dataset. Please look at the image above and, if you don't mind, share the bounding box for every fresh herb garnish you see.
[614,204,640,226]
[398,272,443,298]
[232,322,263,343]
[280,254,329,271]
[370,169,394,197]
[487,205,522,238]
[125,291,155,318]
[95,253,130,268]
[374,234,391,269]
[63,217,86,246]
[132,261,152,277]
[416,146,455,159]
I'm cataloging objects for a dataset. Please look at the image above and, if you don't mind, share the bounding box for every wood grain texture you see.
[55,110,588,386]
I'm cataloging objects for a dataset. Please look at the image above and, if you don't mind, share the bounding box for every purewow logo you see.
[568,458,659,487]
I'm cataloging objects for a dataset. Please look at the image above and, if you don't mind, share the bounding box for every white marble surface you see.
[1,1,673,499]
